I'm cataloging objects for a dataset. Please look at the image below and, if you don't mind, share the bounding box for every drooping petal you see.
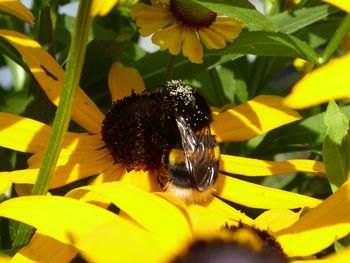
[0,169,38,194]
[0,30,104,134]
[206,197,254,225]
[220,154,326,177]
[0,195,127,245]
[182,27,203,64]
[219,175,321,209]
[276,181,350,257]
[283,54,350,109]
[67,182,192,240]
[254,209,300,233]
[0,0,34,27]
[198,27,226,50]
[152,23,185,55]
[12,234,78,263]
[108,62,145,102]
[212,95,301,143]
[91,0,118,16]
[131,3,173,37]
[69,220,173,263]
[321,0,350,13]
[210,17,243,42]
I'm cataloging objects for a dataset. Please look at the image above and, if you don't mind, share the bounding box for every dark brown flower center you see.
[169,0,217,29]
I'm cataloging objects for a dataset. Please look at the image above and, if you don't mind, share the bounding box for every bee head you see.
[162,80,212,132]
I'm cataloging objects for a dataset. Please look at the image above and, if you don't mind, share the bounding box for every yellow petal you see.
[152,23,185,55]
[70,220,174,263]
[0,0,34,27]
[0,169,38,193]
[0,30,104,134]
[206,197,254,225]
[198,27,226,50]
[131,3,172,37]
[0,195,127,245]
[108,62,145,102]
[219,175,321,209]
[12,234,78,263]
[293,245,350,263]
[91,0,118,16]
[254,209,300,233]
[89,163,127,185]
[321,0,350,13]
[283,54,350,109]
[119,169,162,192]
[182,27,203,64]
[68,182,191,240]
[210,17,243,42]
[14,183,32,196]
[276,181,350,257]
[187,205,236,236]
[220,154,326,177]
[0,255,11,263]
[0,112,51,153]
[212,95,301,143]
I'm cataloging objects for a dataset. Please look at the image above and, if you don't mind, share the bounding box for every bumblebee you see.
[160,80,222,205]
[101,80,222,205]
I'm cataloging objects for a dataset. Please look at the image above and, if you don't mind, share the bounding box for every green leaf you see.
[210,30,319,64]
[270,4,340,34]
[323,101,350,192]
[190,0,277,31]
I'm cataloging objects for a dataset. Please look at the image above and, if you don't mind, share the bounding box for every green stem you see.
[320,13,350,65]
[12,0,93,249]
[164,54,177,82]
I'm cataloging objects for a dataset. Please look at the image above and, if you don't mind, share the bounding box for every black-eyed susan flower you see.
[131,0,244,64]
[91,0,119,16]
[0,30,325,210]
[1,181,350,262]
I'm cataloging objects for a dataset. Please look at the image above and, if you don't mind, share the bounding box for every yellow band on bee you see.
[168,148,185,165]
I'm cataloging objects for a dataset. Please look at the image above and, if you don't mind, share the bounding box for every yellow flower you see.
[321,0,350,13]
[1,181,350,262]
[0,30,325,210]
[0,0,34,27]
[91,0,119,16]
[293,58,314,76]
[131,0,244,64]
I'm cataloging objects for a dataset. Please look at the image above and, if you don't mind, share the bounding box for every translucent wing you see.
[175,115,218,191]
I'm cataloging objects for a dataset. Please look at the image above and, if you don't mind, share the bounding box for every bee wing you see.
[175,116,217,191]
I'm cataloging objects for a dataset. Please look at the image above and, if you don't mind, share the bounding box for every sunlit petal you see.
[67,182,192,240]
[254,209,300,233]
[219,175,321,209]
[293,245,350,263]
[108,62,145,102]
[119,169,162,192]
[206,197,254,225]
[321,0,350,13]
[12,234,78,263]
[0,30,104,134]
[210,17,243,42]
[91,0,118,16]
[0,0,34,26]
[89,163,127,185]
[220,154,326,177]
[212,95,301,142]
[283,54,350,109]
[276,181,350,257]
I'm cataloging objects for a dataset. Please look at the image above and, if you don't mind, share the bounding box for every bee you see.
[101,80,222,205]
[160,80,223,205]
